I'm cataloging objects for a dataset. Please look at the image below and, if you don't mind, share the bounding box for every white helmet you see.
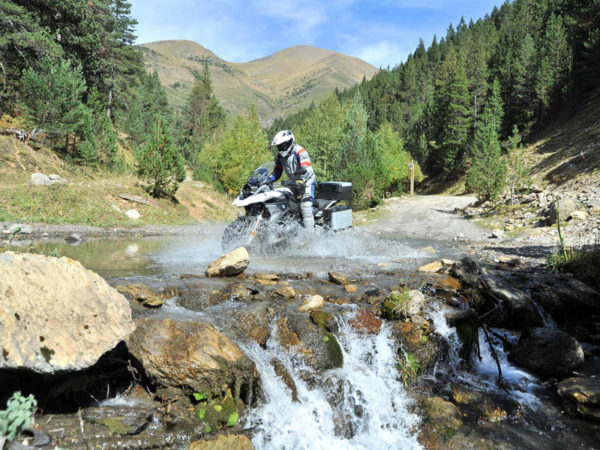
[271,130,295,157]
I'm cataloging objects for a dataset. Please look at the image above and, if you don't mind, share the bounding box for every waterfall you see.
[241,316,422,450]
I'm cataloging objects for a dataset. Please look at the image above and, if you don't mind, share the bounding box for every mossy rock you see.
[323,332,343,368]
[310,310,332,330]
[195,389,239,434]
[382,298,396,320]
[456,322,479,360]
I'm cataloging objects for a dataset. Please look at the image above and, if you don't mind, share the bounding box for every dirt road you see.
[369,195,490,242]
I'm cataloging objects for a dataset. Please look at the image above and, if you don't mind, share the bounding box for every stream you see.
[4,223,600,449]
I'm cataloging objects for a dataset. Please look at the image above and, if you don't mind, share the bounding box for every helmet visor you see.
[277,141,291,153]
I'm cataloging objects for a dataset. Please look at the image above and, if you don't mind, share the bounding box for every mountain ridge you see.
[139,40,378,126]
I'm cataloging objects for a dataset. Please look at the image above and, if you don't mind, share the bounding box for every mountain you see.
[139,40,378,126]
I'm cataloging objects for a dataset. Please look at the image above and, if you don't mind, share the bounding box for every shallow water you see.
[12,224,466,279]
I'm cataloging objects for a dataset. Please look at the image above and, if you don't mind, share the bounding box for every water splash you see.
[242,317,422,450]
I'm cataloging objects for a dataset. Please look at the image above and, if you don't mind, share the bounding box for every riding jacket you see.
[270,144,316,202]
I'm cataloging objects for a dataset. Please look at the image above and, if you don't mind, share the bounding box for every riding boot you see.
[301,201,314,231]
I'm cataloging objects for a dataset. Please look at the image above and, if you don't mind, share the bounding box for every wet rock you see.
[206,247,249,277]
[479,272,543,329]
[297,295,325,312]
[117,283,164,308]
[349,310,382,334]
[127,318,258,403]
[254,273,278,281]
[344,284,358,293]
[65,233,82,245]
[0,252,134,373]
[232,306,271,347]
[364,285,380,296]
[189,434,254,450]
[419,396,463,430]
[433,275,461,292]
[280,314,343,370]
[382,290,424,319]
[450,384,514,423]
[310,310,332,330]
[450,256,481,287]
[275,286,296,299]
[556,376,600,421]
[417,260,443,273]
[271,358,298,402]
[531,275,600,325]
[83,406,154,436]
[328,271,348,285]
[509,328,584,378]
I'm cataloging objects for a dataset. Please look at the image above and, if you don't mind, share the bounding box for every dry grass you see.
[0,136,236,226]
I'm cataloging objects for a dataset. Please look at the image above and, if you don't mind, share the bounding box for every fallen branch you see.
[482,324,509,391]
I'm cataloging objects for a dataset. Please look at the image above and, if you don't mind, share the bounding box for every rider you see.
[269,130,316,230]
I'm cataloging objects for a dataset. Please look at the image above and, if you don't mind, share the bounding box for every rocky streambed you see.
[1,228,600,449]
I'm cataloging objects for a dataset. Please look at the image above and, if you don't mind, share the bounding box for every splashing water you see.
[427,302,461,376]
[242,316,422,450]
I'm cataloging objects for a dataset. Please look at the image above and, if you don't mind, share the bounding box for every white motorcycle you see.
[221,161,353,250]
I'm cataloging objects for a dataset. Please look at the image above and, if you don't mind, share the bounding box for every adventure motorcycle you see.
[221,161,353,250]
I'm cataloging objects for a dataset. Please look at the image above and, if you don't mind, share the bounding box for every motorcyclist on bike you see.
[269,130,316,230]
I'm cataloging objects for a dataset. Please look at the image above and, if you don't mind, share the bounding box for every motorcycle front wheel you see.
[221,215,262,251]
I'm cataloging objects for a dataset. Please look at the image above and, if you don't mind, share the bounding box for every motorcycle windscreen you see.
[247,161,275,186]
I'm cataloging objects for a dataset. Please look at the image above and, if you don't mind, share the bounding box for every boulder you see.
[30,172,52,186]
[531,275,600,324]
[297,295,325,312]
[509,328,584,378]
[419,396,463,429]
[479,272,543,329]
[116,283,163,308]
[328,271,348,285]
[126,209,141,220]
[189,434,254,450]
[382,290,425,319]
[349,310,382,334]
[557,376,600,421]
[206,247,249,277]
[417,260,443,273]
[127,318,258,401]
[450,257,481,287]
[0,252,134,373]
[547,197,578,224]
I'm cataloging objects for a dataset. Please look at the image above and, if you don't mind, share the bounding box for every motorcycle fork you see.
[245,215,263,246]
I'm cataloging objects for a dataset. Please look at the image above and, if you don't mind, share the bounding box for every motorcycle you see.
[221,161,353,250]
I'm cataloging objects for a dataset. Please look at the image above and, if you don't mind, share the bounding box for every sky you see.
[130,0,505,69]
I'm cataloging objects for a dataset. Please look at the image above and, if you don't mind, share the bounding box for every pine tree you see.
[511,33,537,131]
[505,125,531,204]
[179,64,225,164]
[20,56,88,151]
[135,113,185,198]
[432,45,472,177]
[466,79,506,201]
[536,13,572,119]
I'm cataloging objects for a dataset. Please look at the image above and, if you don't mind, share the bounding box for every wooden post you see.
[408,160,415,196]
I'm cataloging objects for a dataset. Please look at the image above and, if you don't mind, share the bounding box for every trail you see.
[367,195,489,242]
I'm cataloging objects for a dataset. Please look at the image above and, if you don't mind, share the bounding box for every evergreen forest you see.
[1,0,599,206]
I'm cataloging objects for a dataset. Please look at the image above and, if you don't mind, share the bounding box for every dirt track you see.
[371,195,490,242]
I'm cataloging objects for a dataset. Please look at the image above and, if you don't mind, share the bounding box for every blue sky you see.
[130,0,505,68]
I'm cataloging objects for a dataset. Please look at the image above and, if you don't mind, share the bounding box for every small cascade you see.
[242,316,422,450]
[427,302,461,376]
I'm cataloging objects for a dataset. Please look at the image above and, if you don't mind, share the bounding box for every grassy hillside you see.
[140,40,378,126]
[0,135,236,227]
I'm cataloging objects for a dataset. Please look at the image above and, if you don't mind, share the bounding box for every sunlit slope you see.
[140,40,378,125]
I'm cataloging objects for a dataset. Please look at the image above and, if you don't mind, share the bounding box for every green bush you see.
[0,392,37,441]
